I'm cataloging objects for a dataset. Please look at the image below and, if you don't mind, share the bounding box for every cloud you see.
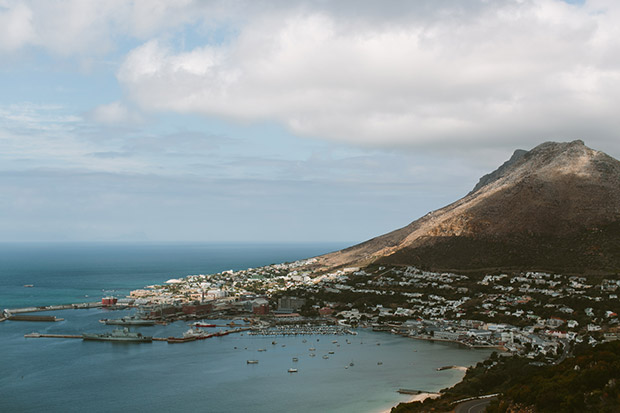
[87,101,144,125]
[0,1,35,51]
[115,0,620,152]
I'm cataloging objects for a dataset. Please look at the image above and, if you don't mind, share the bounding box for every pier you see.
[397,389,433,395]
[4,302,102,316]
[24,327,251,342]
[9,315,64,322]
[24,333,81,339]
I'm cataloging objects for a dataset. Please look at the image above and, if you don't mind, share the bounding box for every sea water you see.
[0,243,492,412]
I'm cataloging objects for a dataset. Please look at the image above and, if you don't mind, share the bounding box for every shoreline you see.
[380,365,468,413]
[408,334,507,351]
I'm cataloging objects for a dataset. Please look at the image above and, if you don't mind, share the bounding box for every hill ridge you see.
[315,140,620,274]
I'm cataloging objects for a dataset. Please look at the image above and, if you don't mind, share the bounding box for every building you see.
[277,296,306,312]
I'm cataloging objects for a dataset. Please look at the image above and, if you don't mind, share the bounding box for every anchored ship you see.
[82,328,152,343]
[100,315,156,326]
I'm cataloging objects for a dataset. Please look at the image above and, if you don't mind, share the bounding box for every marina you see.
[0,243,494,413]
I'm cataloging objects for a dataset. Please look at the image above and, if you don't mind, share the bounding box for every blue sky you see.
[1,0,619,243]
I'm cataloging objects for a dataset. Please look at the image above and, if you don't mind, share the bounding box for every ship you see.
[167,328,204,343]
[82,328,152,343]
[100,315,156,326]
[191,322,216,328]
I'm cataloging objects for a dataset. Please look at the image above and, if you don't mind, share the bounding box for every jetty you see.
[397,389,432,395]
[9,315,64,322]
[24,332,81,339]
[4,302,102,315]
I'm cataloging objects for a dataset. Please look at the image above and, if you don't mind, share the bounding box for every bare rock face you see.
[316,140,620,273]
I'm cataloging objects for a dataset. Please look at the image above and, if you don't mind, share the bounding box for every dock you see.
[24,333,81,339]
[4,302,102,315]
[24,327,251,342]
[9,315,64,322]
[397,389,432,395]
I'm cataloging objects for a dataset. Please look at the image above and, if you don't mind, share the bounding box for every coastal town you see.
[119,259,620,362]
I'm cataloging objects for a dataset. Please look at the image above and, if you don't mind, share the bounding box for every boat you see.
[100,315,155,326]
[82,328,152,343]
[272,341,277,345]
[192,322,216,328]
[258,348,267,352]
[377,362,383,365]
[246,360,259,364]
[288,368,298,373]
[309,353,316,357]
[309,347,316,351]
[167,335,196,343]
[23,284,34,288]
[167,329,203,343]
[185,328,208,340]
[328,351,335,354]
[322,355,329,359]
[349,362,354,367]
[292,357,298,362]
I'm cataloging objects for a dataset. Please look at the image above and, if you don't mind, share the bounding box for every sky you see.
[2,0,620,244]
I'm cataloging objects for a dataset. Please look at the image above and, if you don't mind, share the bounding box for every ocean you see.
[0,243,492,412]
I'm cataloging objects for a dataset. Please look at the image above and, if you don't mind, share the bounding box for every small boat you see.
[322,355,329,359]
[272,341,277,345]
[167,328,203,343]
[258,348,266,352]
[292,357,298,362]
[349,362,354,367]
[332,340,338,344]
[309,347,316,351]
[302,339,307,343]
[377,362,383,365]
[192,322,216,328]
[309,353,316,357]
[167,335,196,343]
[288,368,298,373]
[328,351,334,354]
[247,360,259,364]
[23,284,34,288]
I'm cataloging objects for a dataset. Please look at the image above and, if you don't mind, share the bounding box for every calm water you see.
[0,243,492,412]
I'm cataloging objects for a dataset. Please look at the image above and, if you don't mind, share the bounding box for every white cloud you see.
[88,101,144,125]
[115,0,620,151]
[0,1,35,51]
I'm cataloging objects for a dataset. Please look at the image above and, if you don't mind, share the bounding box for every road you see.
[454,397,497,413]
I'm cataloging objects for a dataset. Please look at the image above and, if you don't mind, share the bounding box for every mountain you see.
[315,140,620,274]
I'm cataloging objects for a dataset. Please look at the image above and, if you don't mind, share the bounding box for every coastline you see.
[380,365,468,413]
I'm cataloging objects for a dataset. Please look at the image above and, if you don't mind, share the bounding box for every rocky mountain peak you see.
[315,140,620,274]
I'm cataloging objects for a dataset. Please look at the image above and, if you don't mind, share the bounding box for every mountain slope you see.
[315,140,620,273]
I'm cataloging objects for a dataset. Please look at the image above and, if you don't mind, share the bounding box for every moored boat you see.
[100,315,155,326]
[82,328,152,343]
